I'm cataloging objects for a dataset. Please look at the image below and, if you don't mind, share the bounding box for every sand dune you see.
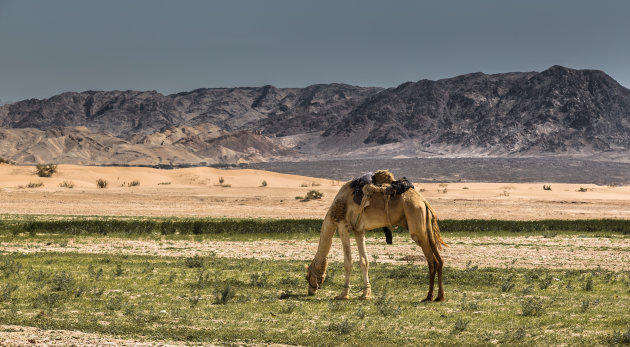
[1,164,629,220]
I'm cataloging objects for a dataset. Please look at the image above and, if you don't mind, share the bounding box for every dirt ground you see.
[1,165,630,220]
[2,234,628,271]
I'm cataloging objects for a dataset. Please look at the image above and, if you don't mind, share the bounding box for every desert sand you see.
[1,164,630,220]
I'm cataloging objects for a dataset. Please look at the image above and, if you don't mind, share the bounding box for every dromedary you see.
[306,170,447,301]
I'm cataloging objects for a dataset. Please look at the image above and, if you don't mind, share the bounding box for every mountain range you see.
[1,65,629,165]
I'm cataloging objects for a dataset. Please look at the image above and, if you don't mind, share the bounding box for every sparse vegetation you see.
[26,182,44,188]
[543,185,552,191]
[157,182,171,185]
[0,157,14,165]
[35,164,58,177]
[59,181,75,189]
[304,190,323,200]
[578,187,588,192]
[260,180,267,187]
[0,233,627,345]
[127,180,140,187]
[218,177,224,184]
[96,179,108,189]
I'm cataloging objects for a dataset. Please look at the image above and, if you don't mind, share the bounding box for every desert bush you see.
[113,264,124,277]
[451,318,470,335]
[26,182,44,188]
[543,185,552,191]
[521,297,544,316]
[501,277,515,292]
[184,255,204,268]
[249,272,269,288]
[59,181,75,188]
[260,180,267,187]
[583,276,593,291]
[374,289,401,316]
[51,272,75,292]
[35,164,57,177]
[578,187,588,192]
[128,180,140,187]
[218,177,224,184]
[328,318,354,335]
[0,157,14,165]
[605,327,630,345]
[157,182,171,185]
[305,190,323,200]
[213,285,234,305]
[96,179,108,188]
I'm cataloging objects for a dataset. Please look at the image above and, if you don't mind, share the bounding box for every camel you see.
[306,170,447,301]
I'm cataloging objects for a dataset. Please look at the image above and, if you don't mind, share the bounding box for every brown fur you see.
[372,170,395,185]
[330,198,347,222]
[306,170,447,301]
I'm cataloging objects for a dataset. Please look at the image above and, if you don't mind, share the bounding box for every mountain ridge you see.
[1,65,629,164]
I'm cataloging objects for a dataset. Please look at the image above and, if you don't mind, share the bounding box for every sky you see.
[1,0,629,103]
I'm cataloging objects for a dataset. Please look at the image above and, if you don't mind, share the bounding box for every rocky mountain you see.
[1,65,629,164]
[0,124,297,165]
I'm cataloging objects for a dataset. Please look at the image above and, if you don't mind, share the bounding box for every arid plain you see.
[1,164,630,220]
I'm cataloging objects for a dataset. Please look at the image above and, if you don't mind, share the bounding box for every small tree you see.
[35,164,58,177]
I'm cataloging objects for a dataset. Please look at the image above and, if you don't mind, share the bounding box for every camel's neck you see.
[310,216,336,272]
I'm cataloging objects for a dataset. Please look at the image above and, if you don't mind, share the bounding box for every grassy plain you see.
[1,251,629,346]
[1,217,629,346]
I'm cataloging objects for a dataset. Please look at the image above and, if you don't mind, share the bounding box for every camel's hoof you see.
[421,297,433,303]
[433,295,445,302]
[335,294,349,300]
[359,295,372,300]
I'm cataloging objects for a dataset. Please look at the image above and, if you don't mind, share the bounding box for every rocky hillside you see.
[0,124,297,165]
[1,65,629,164]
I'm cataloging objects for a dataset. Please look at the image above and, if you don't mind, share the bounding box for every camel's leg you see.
[435,253,445,301]
[406,204,437,302]
[335,222,352,300]
[354,229,372,300]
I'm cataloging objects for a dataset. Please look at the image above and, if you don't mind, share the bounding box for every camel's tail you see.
[425,200,448,251]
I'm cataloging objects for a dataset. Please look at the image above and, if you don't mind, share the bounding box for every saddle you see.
[350,171,414,205]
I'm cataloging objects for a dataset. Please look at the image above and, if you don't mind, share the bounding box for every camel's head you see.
[305,260,327,295]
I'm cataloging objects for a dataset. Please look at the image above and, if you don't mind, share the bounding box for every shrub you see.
[35,164,57,177]
[305,190,323,200]
[157,182,171,185]
[543,185,552,191]
[59,181,75,188]
[606,327,630,345]
[96,179,108,189]
[578,187,588,192]
[213,286,234,305]
[26,182,44,188]
[260,180,267,187]
[218,177,224,184]
[0,157,14,165]
[328,319,354,335]
[451,318,469,335]
[128,180,140,187]
[184,255,204,268]
[521,297,544,316]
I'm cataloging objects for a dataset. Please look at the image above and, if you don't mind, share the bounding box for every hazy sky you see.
[1,0,629,102]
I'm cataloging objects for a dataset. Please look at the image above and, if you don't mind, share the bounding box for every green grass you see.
[1,216,629,238]
[0,252,628,345]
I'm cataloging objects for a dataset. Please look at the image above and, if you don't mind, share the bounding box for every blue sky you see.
[1,0,629,102]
